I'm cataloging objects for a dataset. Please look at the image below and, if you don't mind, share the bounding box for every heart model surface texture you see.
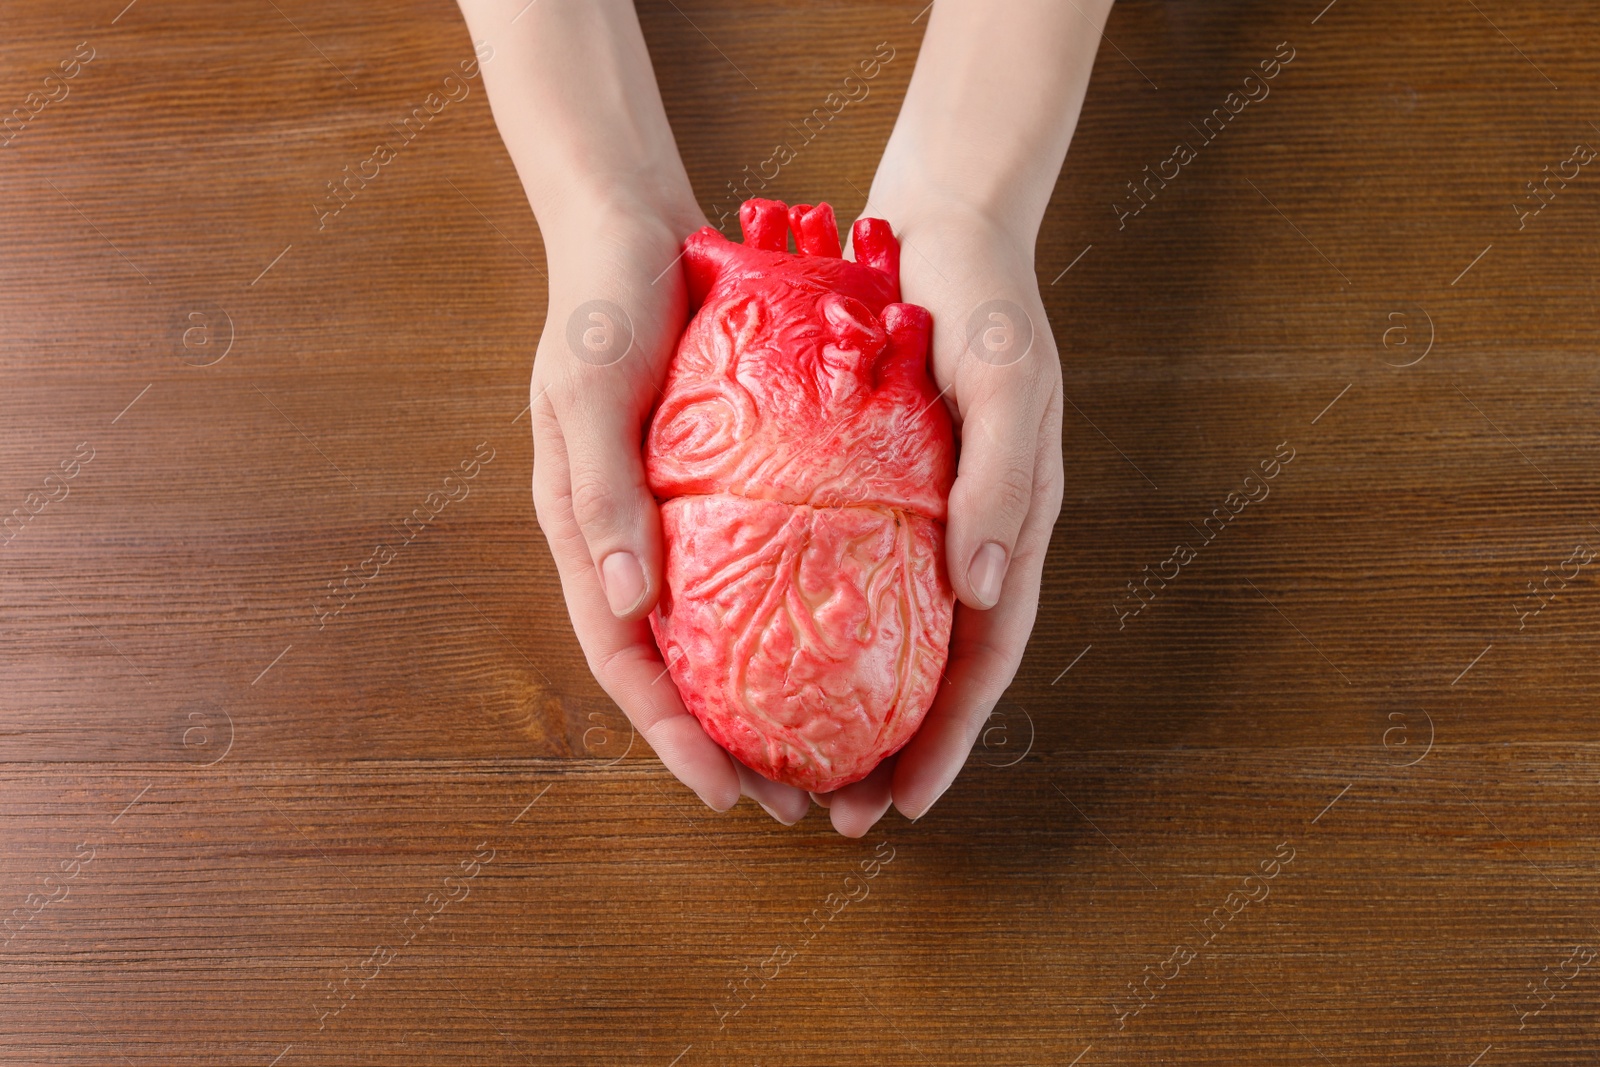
[644,198,956,792]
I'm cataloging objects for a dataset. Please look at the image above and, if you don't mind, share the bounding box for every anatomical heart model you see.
[645,198,956,792]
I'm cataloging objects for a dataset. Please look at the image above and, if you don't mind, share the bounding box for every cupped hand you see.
[815,196,1064,836]
[529,197,812,826]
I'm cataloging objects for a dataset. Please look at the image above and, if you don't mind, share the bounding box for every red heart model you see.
[645,198,956,792]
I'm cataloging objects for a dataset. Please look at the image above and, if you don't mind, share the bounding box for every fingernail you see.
[968,542,1009,608]
[757,800,796,825]
[599,551,648,616]
[907,776,956,822]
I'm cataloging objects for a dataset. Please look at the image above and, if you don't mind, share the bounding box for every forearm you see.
[455,0,706,252]
[870,0,1112,249]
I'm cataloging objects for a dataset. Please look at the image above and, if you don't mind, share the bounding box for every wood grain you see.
[3,0,1599,1063]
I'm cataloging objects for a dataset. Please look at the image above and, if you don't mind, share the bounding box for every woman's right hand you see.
[530,194,814,826]
[456,0,812,824]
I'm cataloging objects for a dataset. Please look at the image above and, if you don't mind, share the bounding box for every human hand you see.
[813,194,1064,836]
[529,194,813,827]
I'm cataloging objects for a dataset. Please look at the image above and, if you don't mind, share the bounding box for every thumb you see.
[944,383,1047,610]
[555,386,664,621]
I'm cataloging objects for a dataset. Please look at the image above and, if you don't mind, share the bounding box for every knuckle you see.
[532,496,566,544]
[589,642,635,684]
[540,360,590,404]
[1013,349,1057,387]
[568,475,624,535]
[530,480,588,554]
[532,495,555,537]
[989,463,1035,523]
[1039,470,1065,523]
[530,469,563,533]
[967,635,1023,693]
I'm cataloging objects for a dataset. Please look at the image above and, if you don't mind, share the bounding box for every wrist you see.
[532,172,708,258]
[866,150,1048,256]
[867,163,1041,276]
[531,180,707,363]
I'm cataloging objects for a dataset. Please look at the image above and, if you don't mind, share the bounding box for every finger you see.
[943,365,1053,611]
[893,397,1063,821]
[532,395,741,812]
[826,756,897,838]
[736,761,812,825]
[809,790,834,809]
[554,381,665,621]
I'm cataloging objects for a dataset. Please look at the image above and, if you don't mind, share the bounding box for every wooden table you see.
[3,0,1597,1062]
